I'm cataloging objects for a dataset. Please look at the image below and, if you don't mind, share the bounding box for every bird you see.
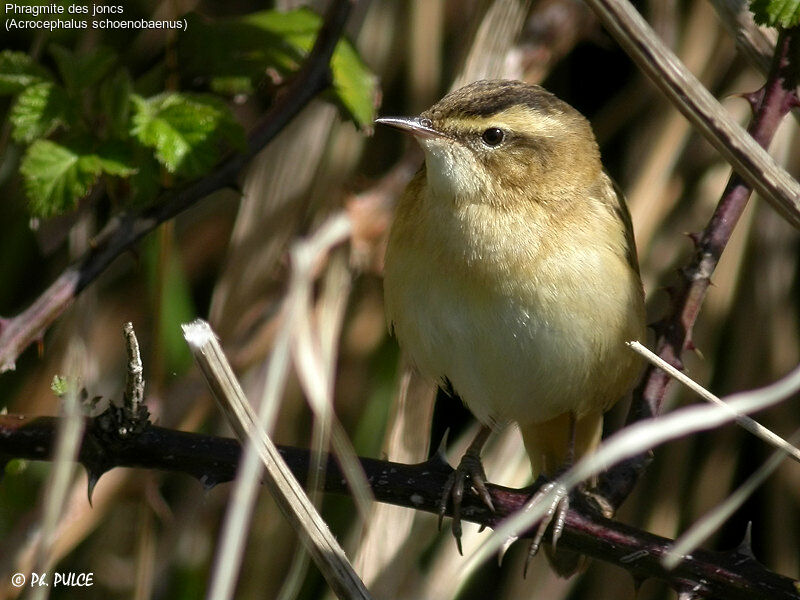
[377,79,646,575]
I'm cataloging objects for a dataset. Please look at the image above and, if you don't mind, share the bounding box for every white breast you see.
[384,186,644,429]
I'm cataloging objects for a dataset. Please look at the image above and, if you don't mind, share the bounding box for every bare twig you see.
[628,341,800,464]
[0,0,355,373]
[122,323,144,416]
[583,0,800,227]
[183,319,371,600]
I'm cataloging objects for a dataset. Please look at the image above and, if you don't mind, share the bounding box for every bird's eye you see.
[481,127,505,146]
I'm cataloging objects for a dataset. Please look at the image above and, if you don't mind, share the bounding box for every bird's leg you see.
[439,425,494,554]
[525,414,577,573]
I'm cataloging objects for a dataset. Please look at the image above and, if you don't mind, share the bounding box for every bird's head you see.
[376,79,602,208]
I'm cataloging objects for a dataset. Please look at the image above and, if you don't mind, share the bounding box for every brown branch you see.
[0,0,355,373]
[584,0,800,226]
[637,27,800,418]
[0,413,797,600]
[594,19,800,508]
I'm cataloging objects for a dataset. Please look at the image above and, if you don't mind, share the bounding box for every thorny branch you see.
[585,0,800,225]
[598,23,800,509]
[0,0,355,373]
[0,414,797,600]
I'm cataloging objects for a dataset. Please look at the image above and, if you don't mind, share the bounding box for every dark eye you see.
[481,127,505,146]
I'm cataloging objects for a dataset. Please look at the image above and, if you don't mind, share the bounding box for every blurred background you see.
[0,0,799,598]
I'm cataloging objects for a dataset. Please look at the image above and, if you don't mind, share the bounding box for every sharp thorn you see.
[736,521,755,558]
[428,428,452,469]
[686,231,702,247]
[435,428,450,460]
[86,470,104,506]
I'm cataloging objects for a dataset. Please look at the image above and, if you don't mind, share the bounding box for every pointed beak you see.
[374,116,448,140]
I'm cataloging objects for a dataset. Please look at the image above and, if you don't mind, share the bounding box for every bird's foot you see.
[438,450,495,555]
[523,479,570,577]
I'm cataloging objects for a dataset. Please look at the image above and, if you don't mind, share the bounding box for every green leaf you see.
[0,50,52,95]
[10,82,75,142]
[126,151,161,206]
[20,140,103,217]
[99,69,133,138]
[328,37,378,129]
[49,44,117,94]
[178,9,377,128]
[93,141,137,177]
[750,0,800,27]
[130,92,245,177]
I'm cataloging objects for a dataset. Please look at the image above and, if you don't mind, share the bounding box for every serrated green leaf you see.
[0,50,52,95]
[20,140,102,217]
[126,150,161,206]
[750,0,800,27]
[49,44,117,94]
[99,69,133,138]
[130,92,245,177]
[94,141,137,176]
[240,9,376,127]
[10,82,75,142]
[178,9,376,128]
[328,38,378,129]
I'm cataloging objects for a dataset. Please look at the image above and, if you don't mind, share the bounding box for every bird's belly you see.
[386,253,642,428]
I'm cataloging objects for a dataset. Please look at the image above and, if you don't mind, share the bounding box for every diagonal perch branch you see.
[584,0,800,227]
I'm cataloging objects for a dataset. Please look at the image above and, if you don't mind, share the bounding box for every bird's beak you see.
[374,116,448,140]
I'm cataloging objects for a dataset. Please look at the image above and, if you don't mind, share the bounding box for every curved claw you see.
[498,535,518,566]
[438,443,495,555]
[550,495,570,550]
[523,481,570,576]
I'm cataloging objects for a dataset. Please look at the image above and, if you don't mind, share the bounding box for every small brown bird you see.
[378,79,645,573]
